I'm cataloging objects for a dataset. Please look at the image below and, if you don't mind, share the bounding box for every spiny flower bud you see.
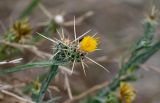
[10,19,32,43]
[145,6,159,25]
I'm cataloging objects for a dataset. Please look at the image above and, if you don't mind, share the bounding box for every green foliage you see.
[18,0,41,19]
[0,0,59,61]
[105,93,121,103]
[84,9,160,103]
[0,0,40,60]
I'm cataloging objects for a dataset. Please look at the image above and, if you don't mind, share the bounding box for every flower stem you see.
[36,65,59,103]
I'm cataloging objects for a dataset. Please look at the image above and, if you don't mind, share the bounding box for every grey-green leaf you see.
[0,60,68,76]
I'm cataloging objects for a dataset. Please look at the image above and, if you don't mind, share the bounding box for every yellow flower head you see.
[120,82,136,103]
[79,36,98,52]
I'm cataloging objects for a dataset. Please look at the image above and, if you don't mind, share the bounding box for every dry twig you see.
[0,40,51,59]
[64,81,108,103]
[1,90,35,103]
[64,72,73,100]
[0,83,34,103]
[38,3,93,26]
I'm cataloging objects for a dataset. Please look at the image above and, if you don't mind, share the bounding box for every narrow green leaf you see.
[0,61,68,76]
[19,0,41,19]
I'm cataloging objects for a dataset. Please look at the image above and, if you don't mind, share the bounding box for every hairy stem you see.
[36,65,59,103]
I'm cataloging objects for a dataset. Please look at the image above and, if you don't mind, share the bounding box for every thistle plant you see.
[104,82,136,103]
[0,19,32,60]
[0,18,109,103]
[1,2,160,103]
[0,0,60,61]
[0,0,41,60]
[82,6,160,103]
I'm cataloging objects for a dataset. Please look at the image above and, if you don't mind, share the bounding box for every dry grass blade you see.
[64,82,108,103]
[0,40,52,59]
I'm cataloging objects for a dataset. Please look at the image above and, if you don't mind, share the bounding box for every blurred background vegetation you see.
[0,0,160,103]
